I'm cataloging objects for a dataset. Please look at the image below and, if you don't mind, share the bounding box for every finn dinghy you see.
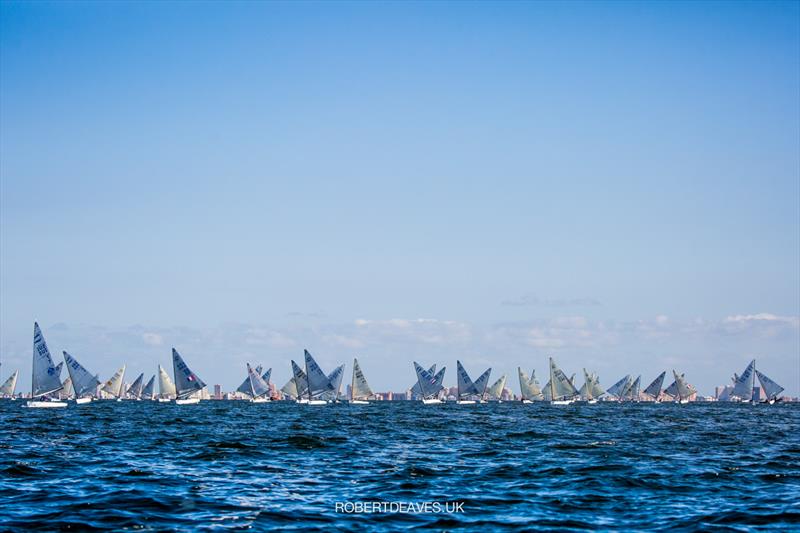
[303,349,341,405]
[518,368,542,403]
[157,364,176,402]
[349,358,374,404]
[731,360,784,404]
[486,374,507,402]
[414,362,446,404]
[242,363,271,403]
[456,361,491,405]
[0,370,19,399]
[548,357,578,405]
[102,366,126,401]
[26,323,67,408]
[172,348,206,405]
[63,351,101,404]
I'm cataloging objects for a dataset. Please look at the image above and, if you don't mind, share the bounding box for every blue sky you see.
[1,1,798,395]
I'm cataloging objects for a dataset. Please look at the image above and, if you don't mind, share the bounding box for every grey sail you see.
[542,380,552,401]
[472,368,492,399]
[755,370,783,400]
[626,376,641,400]
[487,374,507,400]
[280,377,299,399]
[0,370,18,397]
[32,322,64,397]
[247,363,270,399]
[414,362,445,399]
[304,350,333,399]
[607,375,632,399]
[158,364,176,398]
[664,378,678,398]
[141,375,156,399]
[590,374,605,398]
[518,368,542,400]
[410,364,436,397]
[172,348,206,400]
[63,351,101,398]
[580,368,596,400]
[351,358,374,400]
[549,358,578,400]
[732,360,756,401]
[456,361,476,399]
[643,371,666,399]
[261,368,272,385]
[102,365,127,397]
[672,370,695,401]
[126,373,145,399]
[291,360,309,397]
[324,365,345,401]
[60,377,74,400]
[237,364,263,397]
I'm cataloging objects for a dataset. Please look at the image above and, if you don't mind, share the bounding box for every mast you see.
[549,357,556,401]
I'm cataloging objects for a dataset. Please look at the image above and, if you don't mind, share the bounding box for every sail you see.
[304,350,334,398]
[126,373,145,399]
[664,378,678,398]
[590,373,605,398]
[607,375,632,399]
[672,370,695,400]
[237,364,263,396]
[281,377,299,399]
[351,358,374,400]
[63,351,101,398]
[542,380,552,401]
[410,364,436,397]
[324,364,345,400]
[518,368,542,400]
[172,348,206,400]
[32,322,64,397]
[141,375,156,399]
[626,376,641,400]
[0,370,18,397]
[456,361,475,398]
[102,365,127,397]
[61,377,74,399]
[247,363,271,398]
[473,368,492,399]
[755,370,784,400]
[261,368,272,385]
[291,360,309,397]
[487,374,506,400]
[580,369,594,400]
[732,360,756,401]
[414,362,444,399]
[549,358,578,400]
[158,364,176,398]
[643,371,666,399]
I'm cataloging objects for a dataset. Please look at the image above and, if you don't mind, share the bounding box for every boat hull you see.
[250,397,269,403]
[457,400,476,405]
[349,400,369,405]
[157,398,171,403]
[175,398,200,405]
[75,397,93,405]
[550,400,573,405]
[307,400,328,406]
[25,400,67,408]
[422,398,442,405]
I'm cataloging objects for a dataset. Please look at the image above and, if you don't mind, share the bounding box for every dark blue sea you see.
[1,400,798,531]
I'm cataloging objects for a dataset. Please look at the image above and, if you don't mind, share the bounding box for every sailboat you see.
[303,350,340,405]
[60,376,74,401]
[126,373,145,400]
[324,364,345,402]
[413,362,446,404]
[141,375,156,400]
[280,374,300,401]
[486,374,507,402]
[172,348,206,405]
[0,370,19,400]
[623,375,642,402]
[63,351,101,404]
[410,364,436,399]
[606,375,632,401]
[237,364,263,399]
[455,361,491,405]
[102,365,126,401]
[25,323,67,408]
[665,370,696,404]
[350,358,374,404]
[242,363,271,402]
[518,368,542,403]
[157,364,176,402]
[578,368,604,404]
[548,357,578,405]
[643,371,666,402]
[291,360,310,403]
[731,360,784,404]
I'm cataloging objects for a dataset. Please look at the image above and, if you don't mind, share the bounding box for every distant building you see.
[214,384,222,400]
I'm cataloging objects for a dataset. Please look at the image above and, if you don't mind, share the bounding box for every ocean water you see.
[1,401,798,531]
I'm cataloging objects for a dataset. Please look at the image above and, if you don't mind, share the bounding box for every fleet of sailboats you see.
[5,323,790,408]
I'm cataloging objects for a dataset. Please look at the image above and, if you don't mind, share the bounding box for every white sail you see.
[549,357,578,400]
[580,368,595,400]
[60,377,74,400]
[414,361,445,399]
[304,349,334,399]
[172,348,206,400]
[643,371,666,399]
[237,364,263,396]
[487,374,507,400]
[324,364,345,400]
[32,322,64,397]
[607,375,632,399]
[351,358,374,400]
[755,370,783,400]
[0,370,18,397]
[141,375,156,399]
[102,365,127,397]
[410,364,436,397]
[672,370,695,401]
[126,373,145,399]
[247,363,271,398]
[280,377,299,399]
[732,360,756,401]
[291,360,309,397]
[158,364,176,398]
[518,368,542,400]
[63,351,101,398]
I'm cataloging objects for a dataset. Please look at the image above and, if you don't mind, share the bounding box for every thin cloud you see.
[501,294,602,307]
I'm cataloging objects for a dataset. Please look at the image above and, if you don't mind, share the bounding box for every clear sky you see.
[1,1,798,396]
